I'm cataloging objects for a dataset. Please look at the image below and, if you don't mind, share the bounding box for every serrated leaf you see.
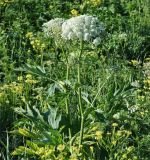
[12,146,35,156]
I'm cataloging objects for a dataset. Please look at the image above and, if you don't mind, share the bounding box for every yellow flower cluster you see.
[17,76,23,81]
[69,145,81,160]
[26,32,45,52]
[90,0,102,6]
[25,74,38,85]
[138,57,150,100]
[84,0,102,6]
[129,60,139,66]
[95,130,103,140]
[1,82,23,94]
[144,79,150,86]
[26,32,33,38]
[37,147,54,159]
[71,9,79,17]
[57,144,65,152]
[112,140,117,145]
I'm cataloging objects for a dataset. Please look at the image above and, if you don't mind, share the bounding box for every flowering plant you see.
[61,15,105,46]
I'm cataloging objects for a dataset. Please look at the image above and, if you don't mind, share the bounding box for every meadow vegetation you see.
[0,0,150,159]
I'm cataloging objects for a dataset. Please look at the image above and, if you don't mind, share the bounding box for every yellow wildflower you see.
[17,76,23,81]
[70,155,78,160]
[116,130,122,137]
[95,131,103,140]
[130,60,139,66]
[122,153,127,159]
[140,112,144,117]
[137,95,145,100]
[41,149,53,159]
[26,32,33,38]
[127,146,134,152]
[90,0,102,6]
[71,146,80,155]
[144,79,150,85]
[112,140,116,145]
[125,130,132,136]
[26,74,32,79]
[35,39,40,46]
[112,123,118,127]
[35,95,42,100]
[25,79,38,84]
[71,9,79,17]
[14,85,23,94]
[57,144,65,152]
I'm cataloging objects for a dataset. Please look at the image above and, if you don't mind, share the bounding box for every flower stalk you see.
[78,40,84,146]
[65,64,72,142]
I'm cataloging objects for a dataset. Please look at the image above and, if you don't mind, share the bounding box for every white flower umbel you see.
[43,18,65,38]
[61,15,104,46]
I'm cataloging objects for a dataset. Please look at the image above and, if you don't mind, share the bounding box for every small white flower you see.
[93,37,101,46]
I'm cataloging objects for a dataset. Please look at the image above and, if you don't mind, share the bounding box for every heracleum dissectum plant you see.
[43,15,105,147]
[61,15,105,147]
[43,17,72,144]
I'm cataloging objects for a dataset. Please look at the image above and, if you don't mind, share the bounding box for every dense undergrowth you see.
[0,0,150,159]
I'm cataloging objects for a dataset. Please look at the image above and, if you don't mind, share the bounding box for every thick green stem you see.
[78,41,84,146]
[66,64,72,142]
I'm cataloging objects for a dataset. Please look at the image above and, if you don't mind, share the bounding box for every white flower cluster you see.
[61,15,104,46]
[43,15,104,46]
[42,18,65,37]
